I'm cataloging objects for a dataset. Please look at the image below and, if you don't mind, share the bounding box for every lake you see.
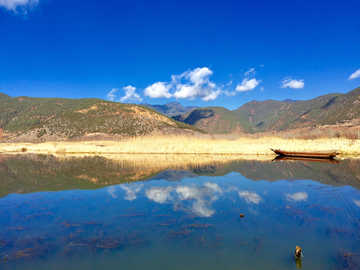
[0,154,360,269]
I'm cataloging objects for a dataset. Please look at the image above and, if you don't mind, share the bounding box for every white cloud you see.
[144,82,172,98]
[113,67,264,102]
[119,85,142,102]
[174,84,220,101]
[349,69,360,80]
[173,67,221,101]
[188,67,213,84]
[236,78,261,92]
[281,77,304,89]
[145,67,222,102]
[244,68,256,77]
[106,88,117,101]
[223,90,237,97]
[0,0,38,13]
[238,190,261,204]
[200,89,222,101]
[285,192,308,202]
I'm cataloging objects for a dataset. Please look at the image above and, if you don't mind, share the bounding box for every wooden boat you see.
[271,148,339,158]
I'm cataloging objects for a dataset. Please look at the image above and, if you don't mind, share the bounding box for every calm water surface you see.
[0,154,360,269]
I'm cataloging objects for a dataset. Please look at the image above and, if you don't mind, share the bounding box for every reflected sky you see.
[285,192,308,202]
[354,199,360,207]
[1,154,360,269]
[238,190,262,204]
[1,153,360,198]
[120,184,143,201]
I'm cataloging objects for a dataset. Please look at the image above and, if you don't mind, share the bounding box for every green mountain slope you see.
[318,87,360,125]
[2,86,359,139]
[234,87,360,132]
[0,95,102,132]
[172,106,256,134]
[170,86,360,134]
[0,94,205,142]
[0,93,11,100]
[233,100,292,130]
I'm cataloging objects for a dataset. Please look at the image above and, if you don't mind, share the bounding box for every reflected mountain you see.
[0,153,359,197]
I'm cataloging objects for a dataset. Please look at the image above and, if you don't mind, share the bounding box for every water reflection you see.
[120,185,142,201]
[0,154,360,269]
[285,192,308,202]
[1,153,360,197]
[144,182,222,217]
[273,155,341,163]
[107,186,118,199]
[176,182,221,217]
[146,187,173,204]
[238,190,262,204]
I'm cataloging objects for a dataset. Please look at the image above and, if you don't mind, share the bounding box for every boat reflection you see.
[272,155,341,163]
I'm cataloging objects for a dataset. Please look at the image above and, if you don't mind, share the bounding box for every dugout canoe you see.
[271,149,339,158]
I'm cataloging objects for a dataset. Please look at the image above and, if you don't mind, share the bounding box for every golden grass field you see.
[0,135,359,157]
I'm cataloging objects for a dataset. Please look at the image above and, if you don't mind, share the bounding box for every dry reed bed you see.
[0,135,359,156]
[55,154,272,171]
[58,153,272,164]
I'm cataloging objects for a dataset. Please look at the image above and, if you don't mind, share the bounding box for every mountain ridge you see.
[0,95,205,142]
[234,88,360,132]
[140,102,198,116]
[172,106,256,134]
[169,87,360,134]
[1,86,359,140]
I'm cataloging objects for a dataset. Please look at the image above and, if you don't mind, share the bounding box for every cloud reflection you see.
[285,192,308,202]
[121,185,142,201]
[192,199,215,217]
[146,187,173,204]
[145,182,222,217]
[107,186,118,199]
[176,183,221,217]
[238,190,262,204]
[204,182,223,194]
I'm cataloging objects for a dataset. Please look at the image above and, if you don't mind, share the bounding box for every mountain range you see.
[0,86,359,141]
[172,87,360,134]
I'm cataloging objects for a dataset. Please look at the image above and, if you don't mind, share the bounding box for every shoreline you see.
[1,135,359,156]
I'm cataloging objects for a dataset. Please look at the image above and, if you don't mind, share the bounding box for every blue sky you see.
[1,0,359,110]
